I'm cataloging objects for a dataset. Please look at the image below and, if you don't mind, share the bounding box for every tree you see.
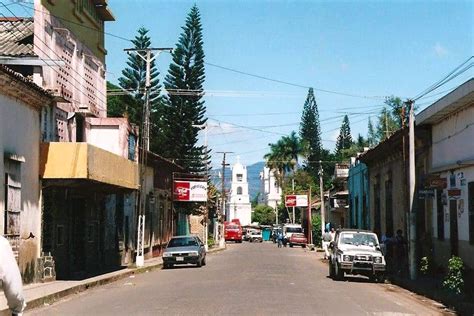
[106,81,141,120]
[376,107,398,142]
[335,115,353,157]
[299,88,322,174]
[356,134,368,151]
[160,5,208,173]
[252,205,276,225]
[117,27,163,152]
[367,117,377,147]
[385,96,407,128]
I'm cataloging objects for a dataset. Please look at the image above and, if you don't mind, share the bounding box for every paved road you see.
[29,242,443,315]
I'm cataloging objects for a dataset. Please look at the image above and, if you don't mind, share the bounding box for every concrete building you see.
[0,65,53,283]
[259,167,281,209]
[227,159,252,226]
[348,157,370,230]
[417,79,474,270]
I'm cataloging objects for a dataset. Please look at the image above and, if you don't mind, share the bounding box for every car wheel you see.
[202,256,206,266]
[302,244,306,248]
[196,258,202,268]
[335,262,344,280]
[289,243,293,247]
[329,260,335,278]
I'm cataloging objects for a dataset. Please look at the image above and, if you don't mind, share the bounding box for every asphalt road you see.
[28,242,444,315]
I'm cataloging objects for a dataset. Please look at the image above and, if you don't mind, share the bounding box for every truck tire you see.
[329,260,335,278]
[334,261,344,281]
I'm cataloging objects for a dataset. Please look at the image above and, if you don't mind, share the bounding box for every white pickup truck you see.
[283,224,303,244]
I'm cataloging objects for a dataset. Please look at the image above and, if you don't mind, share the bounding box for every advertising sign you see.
[173,181,207,202]
[285,195,308,207]
[448,189,461,200]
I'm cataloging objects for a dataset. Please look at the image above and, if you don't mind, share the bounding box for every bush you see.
[207,235,215,248]
[420,256,429,275]
[443,256,464,295]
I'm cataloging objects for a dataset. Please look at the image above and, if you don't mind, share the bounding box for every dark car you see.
[162,235,206,269]
[289,233,307,248]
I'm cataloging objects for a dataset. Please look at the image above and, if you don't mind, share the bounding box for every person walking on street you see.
[277,231,283,248]
[0,235,26,316]
[322,229,332,259]
[329,227,336,242]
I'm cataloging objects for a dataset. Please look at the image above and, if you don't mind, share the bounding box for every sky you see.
[4,0,474,169]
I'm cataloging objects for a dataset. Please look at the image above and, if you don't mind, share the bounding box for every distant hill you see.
[210,161,265,201]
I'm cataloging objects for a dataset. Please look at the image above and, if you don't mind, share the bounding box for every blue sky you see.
[5,0,473,169]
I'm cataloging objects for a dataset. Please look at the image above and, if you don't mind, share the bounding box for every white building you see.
[417,78,474,270]
[259,167,281,209]
[227,158,252,226]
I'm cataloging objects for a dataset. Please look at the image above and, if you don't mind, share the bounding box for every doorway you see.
[449,199,458,256]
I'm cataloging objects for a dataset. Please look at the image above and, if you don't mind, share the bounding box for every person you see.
[393,229,407,276]
[276,231,283,248]
[329,227,336,242]
[0,235,26,315]
[321,229,332,259]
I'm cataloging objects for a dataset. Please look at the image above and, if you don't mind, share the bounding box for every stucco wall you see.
[0,94,42,282]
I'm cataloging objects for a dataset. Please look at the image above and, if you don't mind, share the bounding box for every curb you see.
[1,246,226,315]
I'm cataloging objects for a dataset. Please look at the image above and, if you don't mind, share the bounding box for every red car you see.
[289,233,307,248]
[224,222,243,243]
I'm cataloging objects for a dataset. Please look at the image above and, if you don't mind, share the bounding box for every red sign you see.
[285,195,297,207]
[448,189,461,197]
[174,181,190,201]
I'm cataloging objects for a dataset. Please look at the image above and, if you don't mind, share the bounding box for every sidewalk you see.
[0,246,225,315]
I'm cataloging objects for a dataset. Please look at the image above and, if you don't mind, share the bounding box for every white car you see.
[328,229,386,282]
[249,230,263,242]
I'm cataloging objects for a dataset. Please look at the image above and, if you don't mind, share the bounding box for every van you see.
[224,221,243,243]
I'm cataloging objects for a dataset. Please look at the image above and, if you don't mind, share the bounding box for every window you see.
[4,159,21,238]
[385,179,393,237]
[436,189,444,240]
[237,174,243,182]
[469,182,474,244]
[237,187,243,195]
[374,178,381,235]
[128,135,136,161]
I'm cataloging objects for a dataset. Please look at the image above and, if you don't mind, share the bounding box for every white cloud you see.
[433,42,448,57]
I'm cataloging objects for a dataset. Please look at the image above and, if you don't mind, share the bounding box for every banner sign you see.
[418,189,435,199]
[448,189,461,200]
[173,181,207,202]
[285,195,308,207]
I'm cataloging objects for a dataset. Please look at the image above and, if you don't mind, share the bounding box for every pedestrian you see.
[393,229,407,276]
[322,229,332,259]
[0,235,26,316]
[329,227,336,242]
[277,231,283,248]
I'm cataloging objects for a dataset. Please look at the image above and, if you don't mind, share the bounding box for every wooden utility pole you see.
[319,161,325,238]
[124,47,172,267]
[217,151,233,246]
[407,99,417,280]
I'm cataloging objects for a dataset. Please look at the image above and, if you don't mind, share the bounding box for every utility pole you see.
[407,99,417,280]
[319,161,325,238]
[125,47,172,267]
[308,185,312,245]
[292,178,296,224]
[217,151,233,247]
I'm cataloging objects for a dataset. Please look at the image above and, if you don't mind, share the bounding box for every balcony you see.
[40,143,138,189]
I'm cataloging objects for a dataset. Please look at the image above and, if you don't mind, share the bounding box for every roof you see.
[416,79,474,125]
[0,64,52,98]
[0,17,35,57]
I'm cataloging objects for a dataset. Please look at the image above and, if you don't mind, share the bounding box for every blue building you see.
[348,157,370,230]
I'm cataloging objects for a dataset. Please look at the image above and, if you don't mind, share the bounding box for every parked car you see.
[289,233,307,248]
[224,222,243,243]
[249,230,263,243]
[162,235,206,269]
[328,229,385,282]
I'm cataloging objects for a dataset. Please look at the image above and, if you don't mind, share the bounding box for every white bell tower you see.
[227,157,252,226]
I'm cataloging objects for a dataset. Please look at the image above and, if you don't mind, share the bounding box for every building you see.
[348,156,370,230]
[417,79,474,270]
[327,163,350,228]
[227,159,252,226]
[259,167,281,209]
[0,65,54,283]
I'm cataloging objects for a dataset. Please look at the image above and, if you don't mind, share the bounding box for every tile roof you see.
[0,17,35,57]
[0,64,52,98]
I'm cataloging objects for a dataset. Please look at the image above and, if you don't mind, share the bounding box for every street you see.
[28,242,443,316]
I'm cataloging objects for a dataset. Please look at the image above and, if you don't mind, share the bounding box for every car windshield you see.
[339,232,378,246]
[286,227,303,233]
[226,225,239,230]
[167,237,198,248]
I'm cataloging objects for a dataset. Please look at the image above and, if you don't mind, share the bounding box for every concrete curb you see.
[0,246,226,315]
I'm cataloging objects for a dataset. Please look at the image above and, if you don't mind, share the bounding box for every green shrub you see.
[443,256,464,295]
[207,235,215,248]
[420,256,429,275]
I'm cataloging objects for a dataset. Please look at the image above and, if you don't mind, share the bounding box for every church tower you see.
[227,157,252,226]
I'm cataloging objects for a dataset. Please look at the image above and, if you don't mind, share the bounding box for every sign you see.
[173,181,207,202]
[426,177,447,189]
[448,189,461,200]
[285,195,308,207]
[418,189,435,199]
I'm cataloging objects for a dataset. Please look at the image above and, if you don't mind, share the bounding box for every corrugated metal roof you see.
[0,18,35,57]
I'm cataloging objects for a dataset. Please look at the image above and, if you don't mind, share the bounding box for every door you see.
[449,199,458,256]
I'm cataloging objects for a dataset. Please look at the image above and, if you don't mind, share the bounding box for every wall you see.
[0,94,42,283]
[348,161,370,229]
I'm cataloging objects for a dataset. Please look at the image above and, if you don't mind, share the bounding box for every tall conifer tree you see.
[117,27,163,152]
[335,115,353,156]
[367,117,377,147]
[299,88,322,174]
[161,5,208,173]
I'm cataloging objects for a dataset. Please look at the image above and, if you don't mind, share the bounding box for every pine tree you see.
[376,107,398,142]
[299,88,322,174]
[117,27,163,152]
[160,5,208,173]
[335,115,353,156]
[367,117,377,147]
